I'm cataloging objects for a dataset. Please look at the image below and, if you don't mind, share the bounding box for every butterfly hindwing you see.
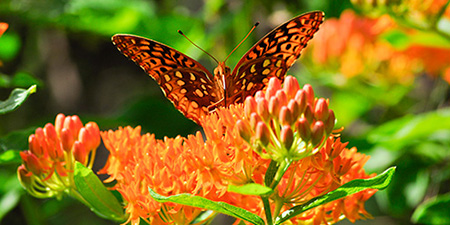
[112,35,219,124]
[229,11,324,102]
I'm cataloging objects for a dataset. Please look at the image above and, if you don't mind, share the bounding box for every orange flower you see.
[0,22,7,37]
[101,76,377,225]
[17,114,100,199]
[309,10,419,84]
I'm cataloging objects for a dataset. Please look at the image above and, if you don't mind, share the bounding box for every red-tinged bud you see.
[303,84,315,105]
[250,112,261,130]
[47,140,64,161]
[28,135,42,156]
[237,120,252,142]
[61,128,74,152]
[256,122,271,146]
[20,151,42,176]
[295,90,307,114]
[296,117,311,142]
[79,128,92,151]
[73,141,88,164]
[269,96,281,116]
[314,98,329,122]
[86,122,101,149]
[304,105,314,123]
[266,77,282,99]
[275,90,287,107]
[255,90,265,99]
[71,116,83,137]
[325,110,336,134]
[288,99,301,120]
[311,121,325,147]
[244,96,257,116]
[256,98,270,121]
[279,106,293,125]
[44,123,58,144]
[281,125,294,150]
[283,75,300,98]
[17,165,32,187]
[55,113,66,136]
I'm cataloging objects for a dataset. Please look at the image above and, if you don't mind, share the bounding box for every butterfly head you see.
[214,62,231,77]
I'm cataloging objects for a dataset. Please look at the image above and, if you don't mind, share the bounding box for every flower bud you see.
[295,90,307,114]
[281,125,294,150]
[288,99,301,120]
[73,141,88,165]
[256,98,270,121]
[311,121,325,147]
[20,151,42,176]
[304,105,314,123]
[269,96,281,117]
[256,122,271,146]
[275,90,287,107]
[250,112,261,130]
[244,96,257,116]
[279,106,293,125]
[303,84,315,105]
[55,113,66,136]
[283,75,300,98]
[28,135,42,156]
[61,128,74,152]
[314,98,329,122]
[44,123,58,145]
[255,90,265,99]
[325,110,336,134]
[86,122,101,149]
[266,77,282,99]
[296,117,311,142]
[237,120,252,142]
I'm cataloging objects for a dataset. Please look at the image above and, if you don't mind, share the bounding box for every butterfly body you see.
[112,11,324,125]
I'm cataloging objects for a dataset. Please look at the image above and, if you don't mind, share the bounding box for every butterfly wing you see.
[112,34,220,124]
[228,11,324,103]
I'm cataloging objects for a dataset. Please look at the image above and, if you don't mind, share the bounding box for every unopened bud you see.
[256,98,270,121]
[61,128,74,152]
[244,96,257,116]
[295,90,307,114]
[311,121,325,147]
[20,151,42,176]
[303,84,315,105]
[283,75,300,98]
[55,113,66,136]
[314,98,329,122]
[275,90,287,107]
[304,105,314,123]
[237,120,252,142]
[73,141,88,165]
[281,125,294,150]
[288,99,301,120]
[269,96,281,117]
[250,112,261,130]
[279,106,293,125]
[256,122,271,146]
[266,77,282,99]
[28,135,42,156]
[296,117,311,142]
[325,110,335,134]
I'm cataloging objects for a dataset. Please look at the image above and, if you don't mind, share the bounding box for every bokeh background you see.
[1,0,450,224]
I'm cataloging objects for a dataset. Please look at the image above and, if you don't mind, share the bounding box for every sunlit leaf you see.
[0,150,21,164]
[228,183,273,196]
[275,167,396,224]
[0,85,36,114]
[412,193,450,224]
[148,188,264,225]
[74,162,126,222]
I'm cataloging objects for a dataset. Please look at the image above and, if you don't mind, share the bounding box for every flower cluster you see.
[17,114,100,199]
[237,76,335,162]
[100,76,376,225]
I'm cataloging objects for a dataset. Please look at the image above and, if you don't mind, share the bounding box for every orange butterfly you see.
[112,11,324,125]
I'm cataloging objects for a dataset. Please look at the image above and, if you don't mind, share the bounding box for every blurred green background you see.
[1,0,450,224]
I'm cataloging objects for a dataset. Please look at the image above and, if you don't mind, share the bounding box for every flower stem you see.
[261,196,273,225]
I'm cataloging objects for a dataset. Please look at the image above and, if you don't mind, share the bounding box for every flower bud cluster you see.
[17,113,100,199]
[237,76,336,161]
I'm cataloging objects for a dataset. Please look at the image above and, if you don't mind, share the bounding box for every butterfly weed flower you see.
[237,76,335,162]
[17,113,100,199]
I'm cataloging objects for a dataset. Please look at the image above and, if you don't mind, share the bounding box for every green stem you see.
[270,159,292,190]
[261,196,273,225]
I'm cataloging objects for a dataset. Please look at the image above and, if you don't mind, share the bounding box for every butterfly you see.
[112,11,324,125]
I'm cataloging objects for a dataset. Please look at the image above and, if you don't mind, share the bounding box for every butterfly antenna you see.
[224,22,259,63]
[178,30,219,64]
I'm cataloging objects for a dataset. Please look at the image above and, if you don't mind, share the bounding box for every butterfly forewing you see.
[229,11,324,102]
[112,35,220,124]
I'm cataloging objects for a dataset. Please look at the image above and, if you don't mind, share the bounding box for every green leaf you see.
[368,109,450,148]
[412,193,450,224]
[0,150,22,164]
[74,162,125,222]
[0,85,36,114]
[148,188,264,225]
[228,183,273,196]
[275,167,396,224]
